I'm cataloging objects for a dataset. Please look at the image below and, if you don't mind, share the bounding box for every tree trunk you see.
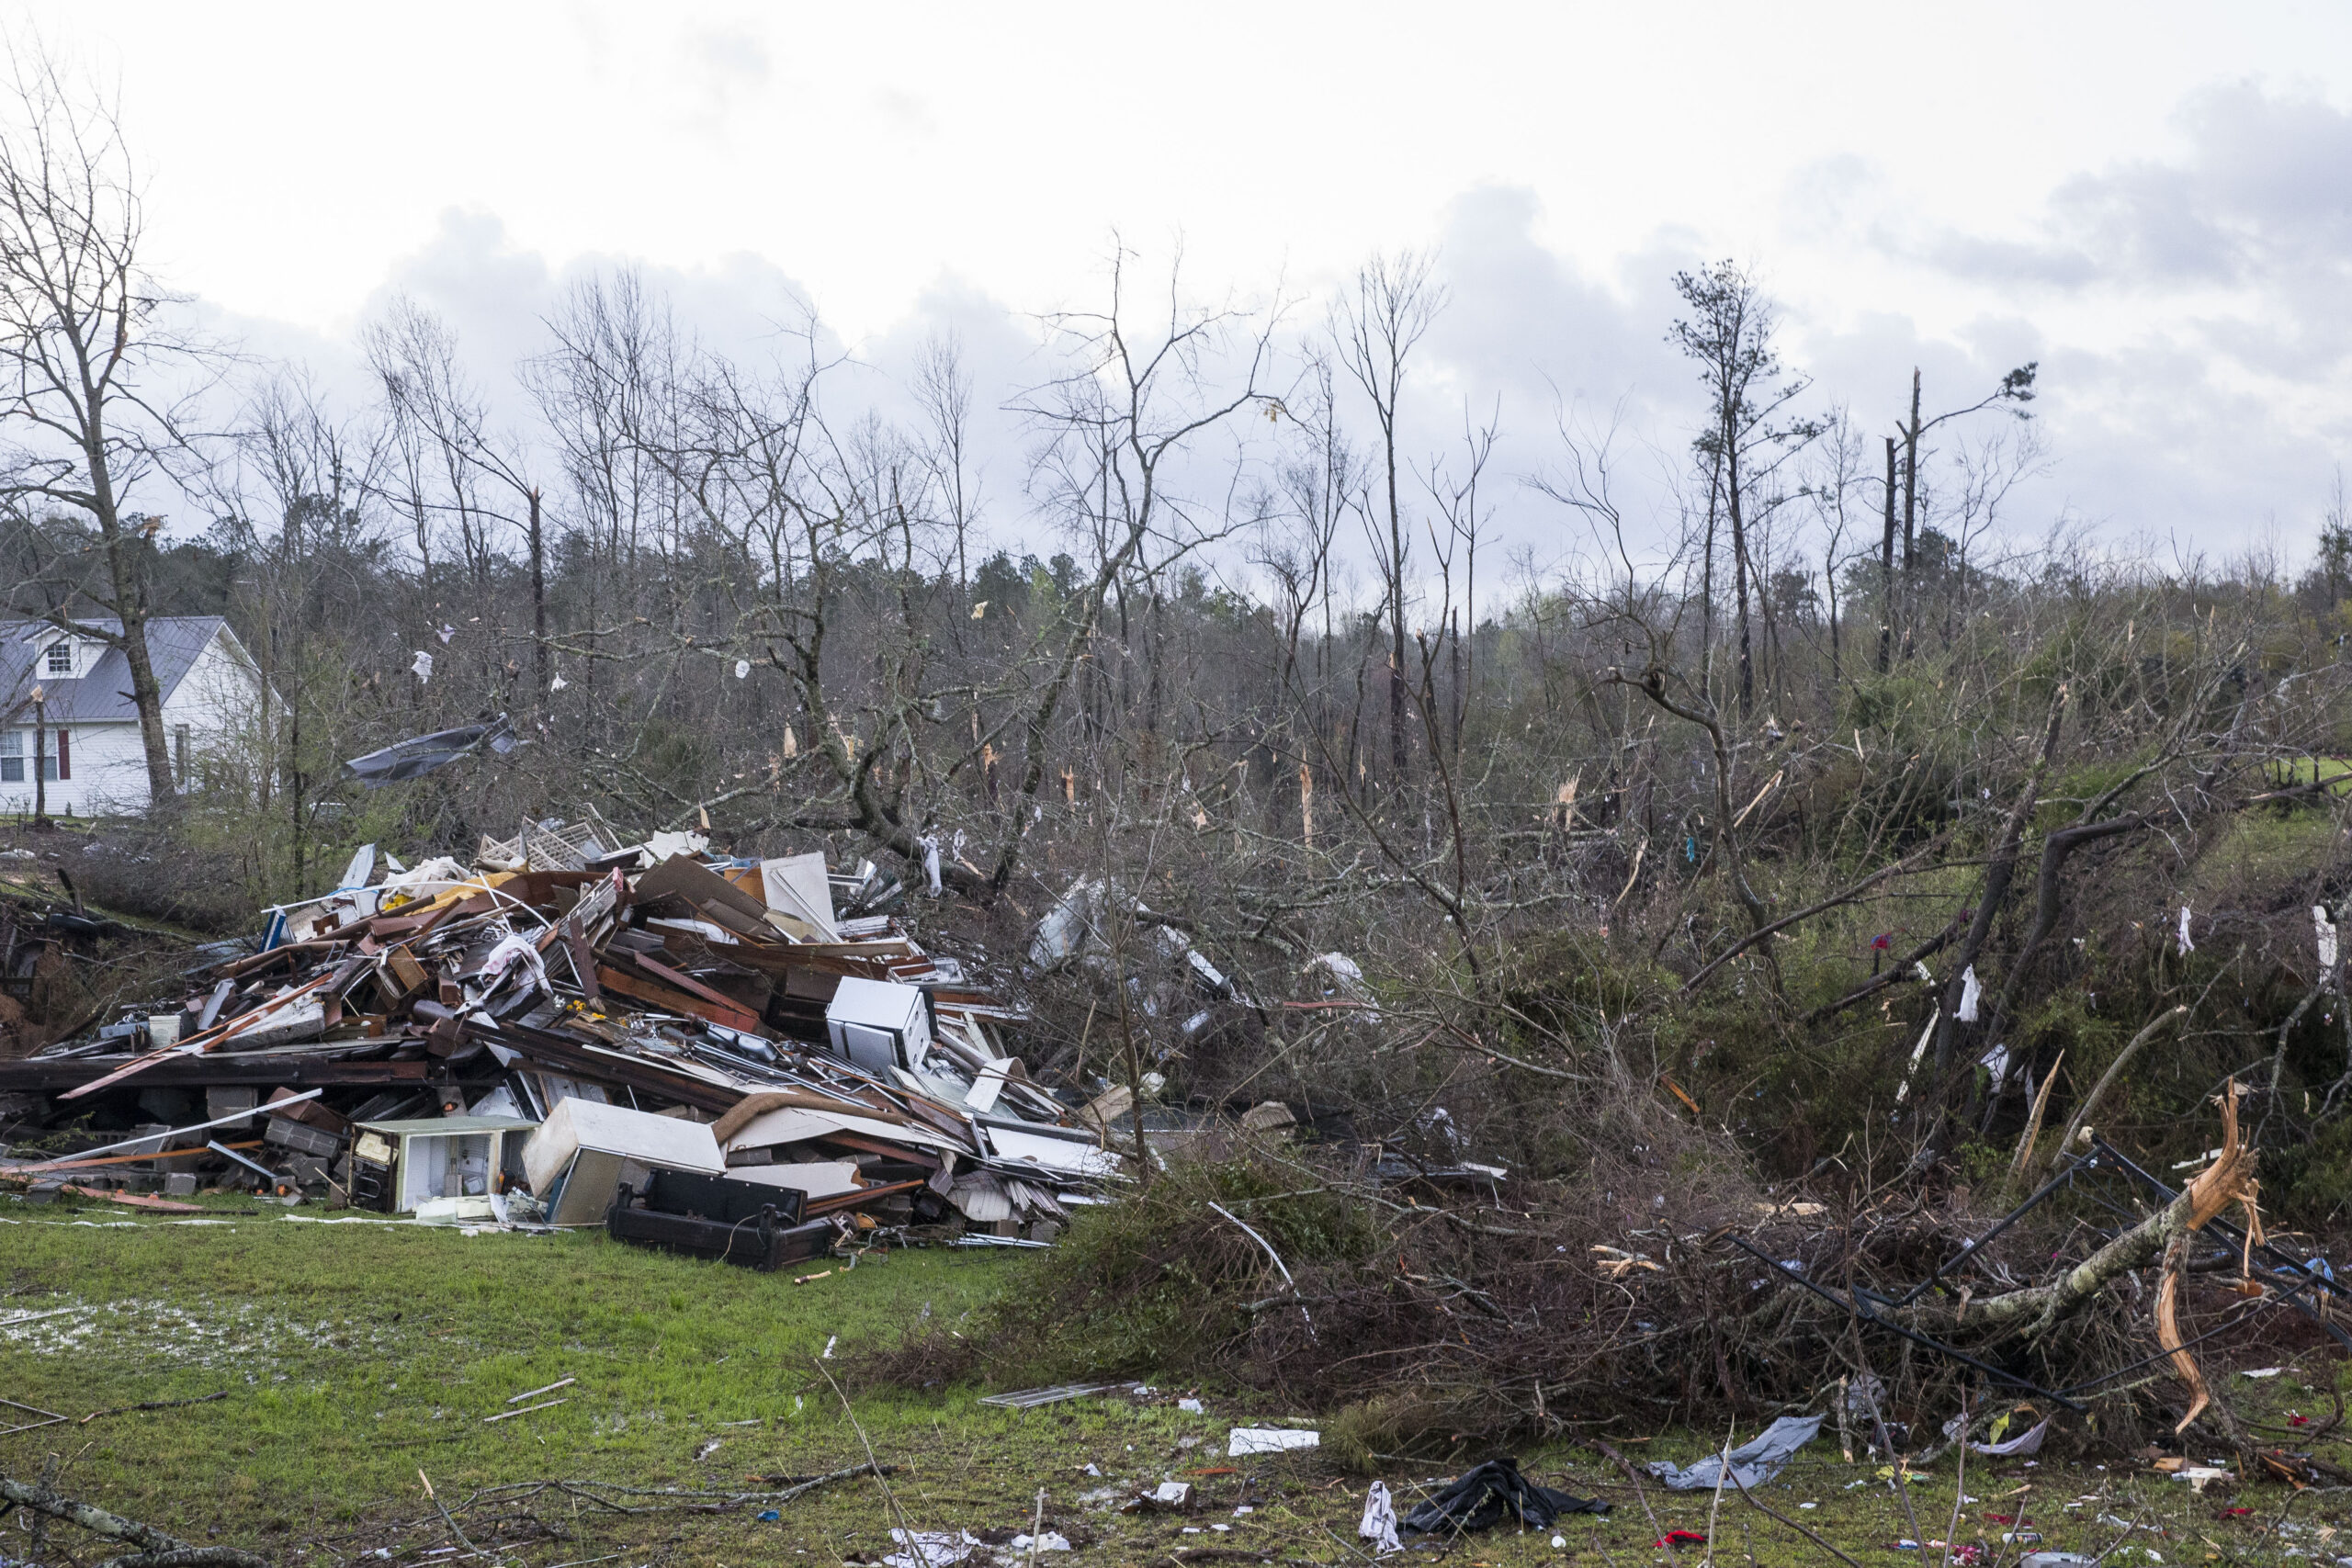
[1729,439,1754,716]
[529,486,550,705]
[1701,447,1721,681]
[85,448,175,806]
[1928,687,2068,1093]
[1877,437,1896,674]
[1900,368,1921,660]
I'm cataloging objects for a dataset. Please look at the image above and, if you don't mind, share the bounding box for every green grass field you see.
[6,1191,2349,1564]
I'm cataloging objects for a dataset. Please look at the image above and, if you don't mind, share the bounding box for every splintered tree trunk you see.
[1877,437,1897,673]
[1915,1089,2259,1359]
[529,486,550,704]
[1900,369,1921,659]
[1729,445,1754,716]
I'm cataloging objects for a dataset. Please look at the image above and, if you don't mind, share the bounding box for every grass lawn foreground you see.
[6,1192,2352,1564]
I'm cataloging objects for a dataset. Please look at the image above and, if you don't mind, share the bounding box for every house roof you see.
[0,616,237,724]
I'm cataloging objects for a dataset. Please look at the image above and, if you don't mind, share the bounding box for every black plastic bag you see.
[1400,1457,1609,1534]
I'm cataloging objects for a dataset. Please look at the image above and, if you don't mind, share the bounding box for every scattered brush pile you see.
[869,1085,2344,1467]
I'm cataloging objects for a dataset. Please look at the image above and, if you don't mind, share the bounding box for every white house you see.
[0,617,266,818]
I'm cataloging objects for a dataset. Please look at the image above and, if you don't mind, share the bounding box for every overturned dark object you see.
[344,714,517,786]
[1401,1457,1609,1534]
[605,1173,830,1271]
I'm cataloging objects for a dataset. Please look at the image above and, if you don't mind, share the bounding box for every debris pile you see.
[0,823,1118,1257]
[900,1075,2350,1472]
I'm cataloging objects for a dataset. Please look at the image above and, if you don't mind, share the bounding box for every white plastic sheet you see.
[1969,1416,2049,1457]
[1649,1414,1823,1491]
[1358,1480,1401,1554]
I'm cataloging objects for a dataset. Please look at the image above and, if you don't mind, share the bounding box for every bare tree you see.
[912,330,981,593]
[0,50,223,806]
[1888,361,2039,657]
[1800,408,1871,686]
[1419,397,1499,760]
[365,296,544,706]
[1668,261,1818,716]
[1333,250,1443,785]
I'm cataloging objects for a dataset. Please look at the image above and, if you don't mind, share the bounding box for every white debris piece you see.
[1359,1480,1401,1555]
[1957,964,1983,1022]
[2318,906,2340,974]
[1228,1427,1319,1456]
[2177,904,2196,954]
[411,650,434,682]
[884,1529,979,1568]
[1979,1043,2010,1090]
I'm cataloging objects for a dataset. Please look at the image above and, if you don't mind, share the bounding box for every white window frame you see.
[44,641,71,675]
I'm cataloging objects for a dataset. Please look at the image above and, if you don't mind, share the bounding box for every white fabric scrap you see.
[2177,904,2195,954]
[1893,1010,1939,1103]
[2317,906,2340,975]
[436,624,456,643]
[410,650,433,682]
[1957,964,1983,1022]
[884,1529,979,1568]
[1649,1414,1824,1491]
[1359,1480,1401,1554]
[1979,1043,2011,1092]
[1969,1416,2050,1457]
[920,833,943,896]
[479,931,549,998]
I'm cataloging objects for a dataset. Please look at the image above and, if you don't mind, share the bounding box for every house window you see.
[0,730,17,784]
[33,729,66,782]
[44,641,70,675]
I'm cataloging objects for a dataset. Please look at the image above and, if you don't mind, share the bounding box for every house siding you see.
[0,626,266,819]
[0,718,147,817]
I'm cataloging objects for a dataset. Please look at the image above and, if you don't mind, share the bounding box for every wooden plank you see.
[802,1177,927,1217]
[627,952,766,1021]
[0,1057,429,1091]
[593,964,762,1032]
[469,1020,742,1116]
[12,1139,266,1174]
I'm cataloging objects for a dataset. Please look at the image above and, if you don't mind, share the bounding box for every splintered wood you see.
[2156,1081,2263,1434]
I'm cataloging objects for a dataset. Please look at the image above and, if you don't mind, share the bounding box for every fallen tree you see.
[2,1471,266,1568]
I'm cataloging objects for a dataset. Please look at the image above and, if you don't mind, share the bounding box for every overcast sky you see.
[30,2,2352,572]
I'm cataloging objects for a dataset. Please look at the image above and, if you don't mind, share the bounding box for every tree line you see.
[4,61,2350,1188]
